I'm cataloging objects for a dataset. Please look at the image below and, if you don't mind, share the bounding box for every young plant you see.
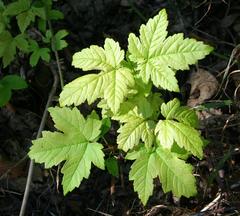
[29,9,213,205]
[0,0,68,67]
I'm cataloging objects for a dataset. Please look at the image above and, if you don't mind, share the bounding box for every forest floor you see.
[0,0,240,215]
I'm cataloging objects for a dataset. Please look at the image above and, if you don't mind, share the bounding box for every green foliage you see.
[60,38,134,114]
[0,75,27,107]
[29,40,50,66]
[29,9,213,204]
[105,156,119,177]
[155,99,203,158]
[29,107,105,194]
[0,0,68,68]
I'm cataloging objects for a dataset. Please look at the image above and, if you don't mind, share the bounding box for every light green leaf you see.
[161,98,180,119]
[155,120,203,158]
[82,117,102,141]
[29,107,105,195]
[117,117,145,151]
[161,98,199,127]
[128,33,144,62]
[153,33,214,70]
[62,142,104,194]
[72,45,112,71]
[128,9,213,92]
[117,117,154,151]
[59,73,108,106]
[61,38,134,114]
[154,120,174,149]
[48,107,85,133]
[139,9,168,58]
[104,38,124,68]
[104,67,134,113]
[142,120,155,148]
[138,61,179,91]
[72,38,123,71]
[125,144,146,160]
[129,150,157,205]
[17,9,35,33]
[171,142,190,160]
[113,95,155,123]
[155,145,197,197]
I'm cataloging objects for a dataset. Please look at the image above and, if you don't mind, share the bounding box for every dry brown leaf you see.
[187,68,219,107]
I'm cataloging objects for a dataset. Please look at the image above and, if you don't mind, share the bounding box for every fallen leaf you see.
[187,68,219,107]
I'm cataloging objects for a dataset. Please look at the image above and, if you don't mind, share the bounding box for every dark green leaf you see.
[48,9,64,20]
[17,10,35,33]
[14,34,29,51]
[100,117,111,136]
[0,84,11,107]
[1,75,27,90]
[52,30,68,51]
[105,157,119,177]
[32,6,46,19]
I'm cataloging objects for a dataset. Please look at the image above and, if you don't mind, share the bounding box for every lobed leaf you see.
[129,151,157,205]
[153,33,214,70]
[128,9,213,92]
[155,120,203,158]
[139,8,168,58]
[17,9,35,33]
[161,98,199,127]
[29,107,105,195]
[1,75,27,90]
[155,145,197,197]
[61,38,134,114]
[104,67,134,113]
[59,72,109,107]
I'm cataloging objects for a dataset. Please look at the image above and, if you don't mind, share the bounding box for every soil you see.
[0,0,240,215]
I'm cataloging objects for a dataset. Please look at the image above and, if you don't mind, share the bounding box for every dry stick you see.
[216,45,240,97]
[48,19,64,90]
[200,193,222,212]
[19,64,59,216]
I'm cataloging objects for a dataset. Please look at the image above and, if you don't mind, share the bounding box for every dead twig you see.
[19,64,59,216]
[200,193,222,212]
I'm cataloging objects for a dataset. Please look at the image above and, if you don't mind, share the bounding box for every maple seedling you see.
[29,9,213,205]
